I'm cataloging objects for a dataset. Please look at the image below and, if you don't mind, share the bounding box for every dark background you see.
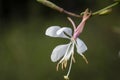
[0,0,120,80]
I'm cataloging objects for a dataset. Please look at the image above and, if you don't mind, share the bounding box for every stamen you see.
[72,53,76,63]
[59,42,72,63]
[64,54,73,80]
[64,60,67,68]
[74,40,88,64]
[71,42,76,63]
[64,75,69,80]
[81,54,88,64]
[61,62,64,70]
[56,62,60,71]
[56,42,72,71]
[61,60,67,70]
[64,43,75,80]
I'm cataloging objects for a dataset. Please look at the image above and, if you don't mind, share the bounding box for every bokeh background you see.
[0,0,120,80]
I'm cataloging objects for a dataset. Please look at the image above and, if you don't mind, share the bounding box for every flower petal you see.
[51,44,69,62]
[45,26,72,39]
[75,38,87,55]
[56,27,72,38]
[45,26,61,37]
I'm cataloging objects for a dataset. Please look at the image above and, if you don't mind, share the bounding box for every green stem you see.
[37,0,120,18]
[37,0,81,18]
[92,2,119,15]
[37,0,63,12]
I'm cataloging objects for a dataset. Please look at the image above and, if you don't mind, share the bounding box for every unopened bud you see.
[99,9,112,15]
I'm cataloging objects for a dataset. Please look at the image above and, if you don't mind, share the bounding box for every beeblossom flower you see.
[45,9,91,80]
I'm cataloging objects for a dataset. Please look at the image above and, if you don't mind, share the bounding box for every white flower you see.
[45,9,91,79]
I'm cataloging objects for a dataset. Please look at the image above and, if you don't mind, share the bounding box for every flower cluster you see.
[45,9,91,80]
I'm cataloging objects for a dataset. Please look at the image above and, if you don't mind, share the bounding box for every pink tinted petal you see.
[75,38,87,55]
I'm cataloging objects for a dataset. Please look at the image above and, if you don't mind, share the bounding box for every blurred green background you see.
[0,0,120,80]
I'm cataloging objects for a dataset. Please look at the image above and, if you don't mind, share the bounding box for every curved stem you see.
[37,0,82,18]
[63,10,82,18]
[37,0,120,18]
[67,17,76,31]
